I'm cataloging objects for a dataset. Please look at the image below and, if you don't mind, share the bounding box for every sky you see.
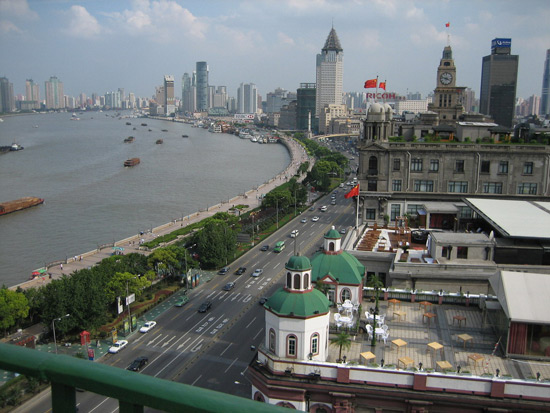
[1,0,549,102]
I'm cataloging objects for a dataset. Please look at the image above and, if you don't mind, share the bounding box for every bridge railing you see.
[0,343,287,413]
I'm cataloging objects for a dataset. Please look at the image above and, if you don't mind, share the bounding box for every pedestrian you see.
[79,255,82,261]
[60,263,63,270]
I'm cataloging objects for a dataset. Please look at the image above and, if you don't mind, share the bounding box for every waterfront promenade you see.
[12,136,312,291]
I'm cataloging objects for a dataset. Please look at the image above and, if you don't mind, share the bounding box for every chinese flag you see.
[445,22,450,27]
[364,79,377,89]
[344,184,359,199]
[379,82,386,90]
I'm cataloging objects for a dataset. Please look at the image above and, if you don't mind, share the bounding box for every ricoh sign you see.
[491,38,512,49]
[365,92,405,100]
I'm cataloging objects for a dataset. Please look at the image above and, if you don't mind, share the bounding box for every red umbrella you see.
[31,271,40,276]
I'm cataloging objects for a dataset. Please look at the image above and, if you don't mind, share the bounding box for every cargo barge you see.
[124,158,140,167]
[0,197,44,216]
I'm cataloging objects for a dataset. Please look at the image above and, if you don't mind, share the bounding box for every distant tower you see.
[315,27,344,117]
[480,38,519,127]
[25,79,40,109]
[0,77,15,113]
[297,82,317,132]
[164,75,175,116]
[237,83,258,114]
[196,62,209,112]
[541,49,550,116]
[44,76,64,110]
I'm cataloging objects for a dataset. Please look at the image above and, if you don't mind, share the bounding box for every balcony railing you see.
[0,343,288,413]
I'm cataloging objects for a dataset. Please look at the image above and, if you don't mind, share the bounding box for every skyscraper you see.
[237,83,258,114]
[196,61,209,112]
[297,83,317,132]
[181,73,195,113]
[479,38,519,127]
[164,75,175,116]
[541,49,550,116]
[315,27,343,116]
[45,76,64,110]
[0,77,15,113]
[25,79,40,109]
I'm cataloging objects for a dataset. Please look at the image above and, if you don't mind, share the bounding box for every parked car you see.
[251,268,264,277]
[127,356,148,371]
[218,266,230,275]
[235,266,247,275]
[174,296,189,307]
[223,282,235,291]
[139,321,157,333]
[260,245,269,251]
[108,340,128,354]
[312,216,320,222]
[198,301,212,313]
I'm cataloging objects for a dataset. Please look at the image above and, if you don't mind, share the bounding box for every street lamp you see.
[52,313,70,354]
[126,275,140,332]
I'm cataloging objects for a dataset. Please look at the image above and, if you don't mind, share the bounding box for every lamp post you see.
[126,275,140,332]
[52,313,70,354]
[276,198,279,229]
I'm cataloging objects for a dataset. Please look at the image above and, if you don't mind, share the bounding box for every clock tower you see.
[428,45,466,126]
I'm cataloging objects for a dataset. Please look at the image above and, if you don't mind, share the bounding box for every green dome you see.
[265,287,331,317]
[286,255,311,271]
[325,228,341,239]
[310,250,365,285]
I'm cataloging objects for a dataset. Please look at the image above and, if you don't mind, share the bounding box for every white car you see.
[301,218,307,223]
[108,340,128,354]
[139,321,157,333]
[312,216,320,222]
[251,268,263,277]
[290,229,299,238]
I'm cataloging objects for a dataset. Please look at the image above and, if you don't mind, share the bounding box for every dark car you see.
[127,356,148,371]
[223,282,235,291]
[411,230,429,243]
[235,266,246,275]
[259,297,268,305]
[198,301,212,313]
[260,245,269,251]
[218,266,230,275]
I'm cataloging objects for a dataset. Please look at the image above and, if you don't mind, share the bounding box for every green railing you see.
[0,343,287,413]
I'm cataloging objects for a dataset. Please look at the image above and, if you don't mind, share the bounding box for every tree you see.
[193,220,237,269]
[330,331,352,363]
[0,288,29,334]
[105,272,150,304]
[366,273,384,347]
[147,248,180,278]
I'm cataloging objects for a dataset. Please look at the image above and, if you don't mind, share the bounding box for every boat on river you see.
[10,143,24,151]
[156,139,163,144]
[124,136,135,143]
[124,158,140,167]
[0,197,44,216]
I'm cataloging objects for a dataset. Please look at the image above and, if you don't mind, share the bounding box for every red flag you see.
[379,82,386,90]
[364,79,377,89]
[344,184,359,199]
[445,22,450,27]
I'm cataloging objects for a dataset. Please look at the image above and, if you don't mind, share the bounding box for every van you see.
[290,230,299,238]
[273,241,285,253]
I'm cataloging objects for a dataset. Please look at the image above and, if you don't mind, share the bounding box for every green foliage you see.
[0,288,29,333]
[193,220,237,269]
[330,332,352,362]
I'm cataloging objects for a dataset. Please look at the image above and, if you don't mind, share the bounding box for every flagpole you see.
[375,76,379,103]
[355,183,359,230]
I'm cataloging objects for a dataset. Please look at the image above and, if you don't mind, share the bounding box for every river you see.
[0,111,289,287]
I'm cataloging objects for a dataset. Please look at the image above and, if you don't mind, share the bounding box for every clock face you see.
[440,72,453,85]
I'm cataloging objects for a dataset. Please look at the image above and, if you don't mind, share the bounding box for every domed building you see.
[311,227,366,306]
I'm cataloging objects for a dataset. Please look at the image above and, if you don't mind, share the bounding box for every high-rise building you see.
[237,83,258,114]
[25,79,40,109]
[45,76,64,110]
[297,83,317,132]
[0,77,15,113]
[164,75,175,116]
[181,73,195,113]
[315,27,343,116]
[212,86,227,108]
[463,88,478,113]
[480,38,519,127]
[541,49,550,116]
[196,61,209,112]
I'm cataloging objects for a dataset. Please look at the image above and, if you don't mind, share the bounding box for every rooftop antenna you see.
[445,22,451,46]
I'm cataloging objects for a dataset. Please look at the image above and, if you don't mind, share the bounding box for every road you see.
[21,186,357,413]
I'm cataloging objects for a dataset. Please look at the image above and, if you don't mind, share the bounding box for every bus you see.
[273,241,285,253]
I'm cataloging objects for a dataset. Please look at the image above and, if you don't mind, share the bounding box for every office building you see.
[296,83,317,132]
[196,61,209,112]
[394,99,430,115]
[181,73,195,113]
[541,49,550,116]
[237,83,258,114]
[315,27,343,116]
[0,77,15,113]
[480,38,519,127]
[44,76,64,110]
[164,75,175,116]
[25,79,40,109]
[212,86,227,109]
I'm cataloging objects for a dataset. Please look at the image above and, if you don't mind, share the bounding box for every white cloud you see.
[0,0,38,20]
[277,32,295,46]
[0,19,22,34]
[405,5,425,20]
[371,0,398,17]
[410,24,447,47]
[63,6,102,38]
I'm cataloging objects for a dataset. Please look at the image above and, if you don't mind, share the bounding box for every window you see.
[368,156,378,174]
[269,329,276,353]
[448,181,468,193]
[498,161,508,174]
[523,162,533,175]
[455,160,464,173]
[390,204,401,221]
[392,179,402,191]
[340,288,351,302]
[407,204,422,215]
[287,335,297,357]
[393,158,401,171]
[365,209,376,220]
[518,183,537,195]
[411,158,423,172]
[483,182,503,194]
[304,273,310,288]
[311,333,319,355]
[414,180,434,192]
[481,160,490,173]
[457,246,468,259]
[429,159,439,172]
[286,272,291,289]
[367,179,377,191]
[458,206,473,219]
[293,273,300,290]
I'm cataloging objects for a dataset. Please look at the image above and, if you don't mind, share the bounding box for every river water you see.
[0,112,289,287]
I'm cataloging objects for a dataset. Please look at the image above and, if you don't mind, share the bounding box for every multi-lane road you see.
[25,186,357,413]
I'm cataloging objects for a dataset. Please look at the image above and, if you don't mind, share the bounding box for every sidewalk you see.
[12,137,313,292]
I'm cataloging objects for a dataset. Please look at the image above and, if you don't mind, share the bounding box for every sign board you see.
[234,113,255,120]
[491,38,511,50]
[125,293,136,306]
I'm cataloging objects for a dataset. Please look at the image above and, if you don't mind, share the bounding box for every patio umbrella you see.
[31,271,41,276]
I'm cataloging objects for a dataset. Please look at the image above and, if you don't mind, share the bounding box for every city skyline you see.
[1,0,549,101]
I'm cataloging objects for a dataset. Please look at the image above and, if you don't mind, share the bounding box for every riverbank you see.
[11,136,312,291]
